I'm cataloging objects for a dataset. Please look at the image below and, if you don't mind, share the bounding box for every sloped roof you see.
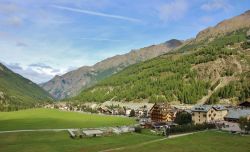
[82,130,103,136]
[191,105,227,112]
[225,109,250,119]
[213,105,227,111]
[191,105,213,112]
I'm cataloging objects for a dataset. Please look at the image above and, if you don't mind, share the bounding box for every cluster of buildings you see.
[45,100,250,132]
[44,101,154,118]
[145,101,250,123]
[146,101,250,133]
[191,102,250,124]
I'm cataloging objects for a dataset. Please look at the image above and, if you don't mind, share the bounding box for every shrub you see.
[129,109,135,117]
[134,126,142,133]
[169,123,216,134]
[174,111,192,125]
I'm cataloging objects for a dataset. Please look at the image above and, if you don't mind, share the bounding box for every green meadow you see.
[0,131,161,152]
[0,108,135,131]
[0,131,249,152]
[116,131,250,152]
[0,109,249,152]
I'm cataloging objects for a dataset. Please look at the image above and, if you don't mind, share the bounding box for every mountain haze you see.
[41,39,183,99]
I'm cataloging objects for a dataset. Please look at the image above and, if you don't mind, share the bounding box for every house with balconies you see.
[191,105,228,124]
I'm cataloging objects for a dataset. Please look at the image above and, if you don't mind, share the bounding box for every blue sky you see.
[0,0,249,83]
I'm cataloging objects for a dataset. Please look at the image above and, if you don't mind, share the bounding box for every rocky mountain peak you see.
[164,39,183,48]
[196,10,250,41]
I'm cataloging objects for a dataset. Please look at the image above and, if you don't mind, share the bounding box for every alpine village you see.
[0,2,250,152]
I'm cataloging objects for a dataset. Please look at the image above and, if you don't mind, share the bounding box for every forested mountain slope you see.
[41,39,182,99]
[0,63,53,111]
[73,11,250,105]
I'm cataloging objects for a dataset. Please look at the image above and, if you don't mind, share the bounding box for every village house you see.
[135,105,152,118]
[191,105,228,124]
[224,108,250,122]
[149,103,178,122]
[125,108,132,116]
[97,107,112,115]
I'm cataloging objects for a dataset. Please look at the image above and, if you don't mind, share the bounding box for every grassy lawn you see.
[0,131,161,152]
[0,108,135,131]
[0,131,249,152]
[116,131,250,152]
[1,109,249,152]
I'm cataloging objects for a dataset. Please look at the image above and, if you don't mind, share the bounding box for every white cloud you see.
[157,0,189,22]
[201,0,232,12]
[5,62,68,83]
[51,5,142,23]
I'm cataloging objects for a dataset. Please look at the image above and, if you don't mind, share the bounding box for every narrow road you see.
[0,129,68,134]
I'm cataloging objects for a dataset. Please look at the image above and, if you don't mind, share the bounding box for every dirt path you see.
[197,55,243,105]
[0,129,68,134]
[99,131,206,152]
[197,76,235,105]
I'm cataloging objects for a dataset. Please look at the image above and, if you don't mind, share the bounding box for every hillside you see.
[41,39,183,99]
[0,63,53,111]
[73,11,250,105]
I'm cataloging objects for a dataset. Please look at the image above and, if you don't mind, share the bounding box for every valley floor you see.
[0,108,135,131]
[0,131,249,152]
[0,109,249,152]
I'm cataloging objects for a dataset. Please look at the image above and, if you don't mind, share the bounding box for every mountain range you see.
[41,39,183,99]
[72,10,250,105]
[1,10,250,110]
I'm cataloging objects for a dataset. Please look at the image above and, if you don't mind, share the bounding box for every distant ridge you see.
[41,39,183,99]
[73,10,250,105]
[196,10,250,41]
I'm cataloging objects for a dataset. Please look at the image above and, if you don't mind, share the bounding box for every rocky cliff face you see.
[41,39,183,99]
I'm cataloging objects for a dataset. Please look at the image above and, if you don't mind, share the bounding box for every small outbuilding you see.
[224,109,250,122]
[82,129,103,137]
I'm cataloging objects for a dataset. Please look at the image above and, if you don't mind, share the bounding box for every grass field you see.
[0,108,135,131]
[116,131,250,152]
[1,109,249,152]
[0,131,249,152]
[0,131,161,152]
